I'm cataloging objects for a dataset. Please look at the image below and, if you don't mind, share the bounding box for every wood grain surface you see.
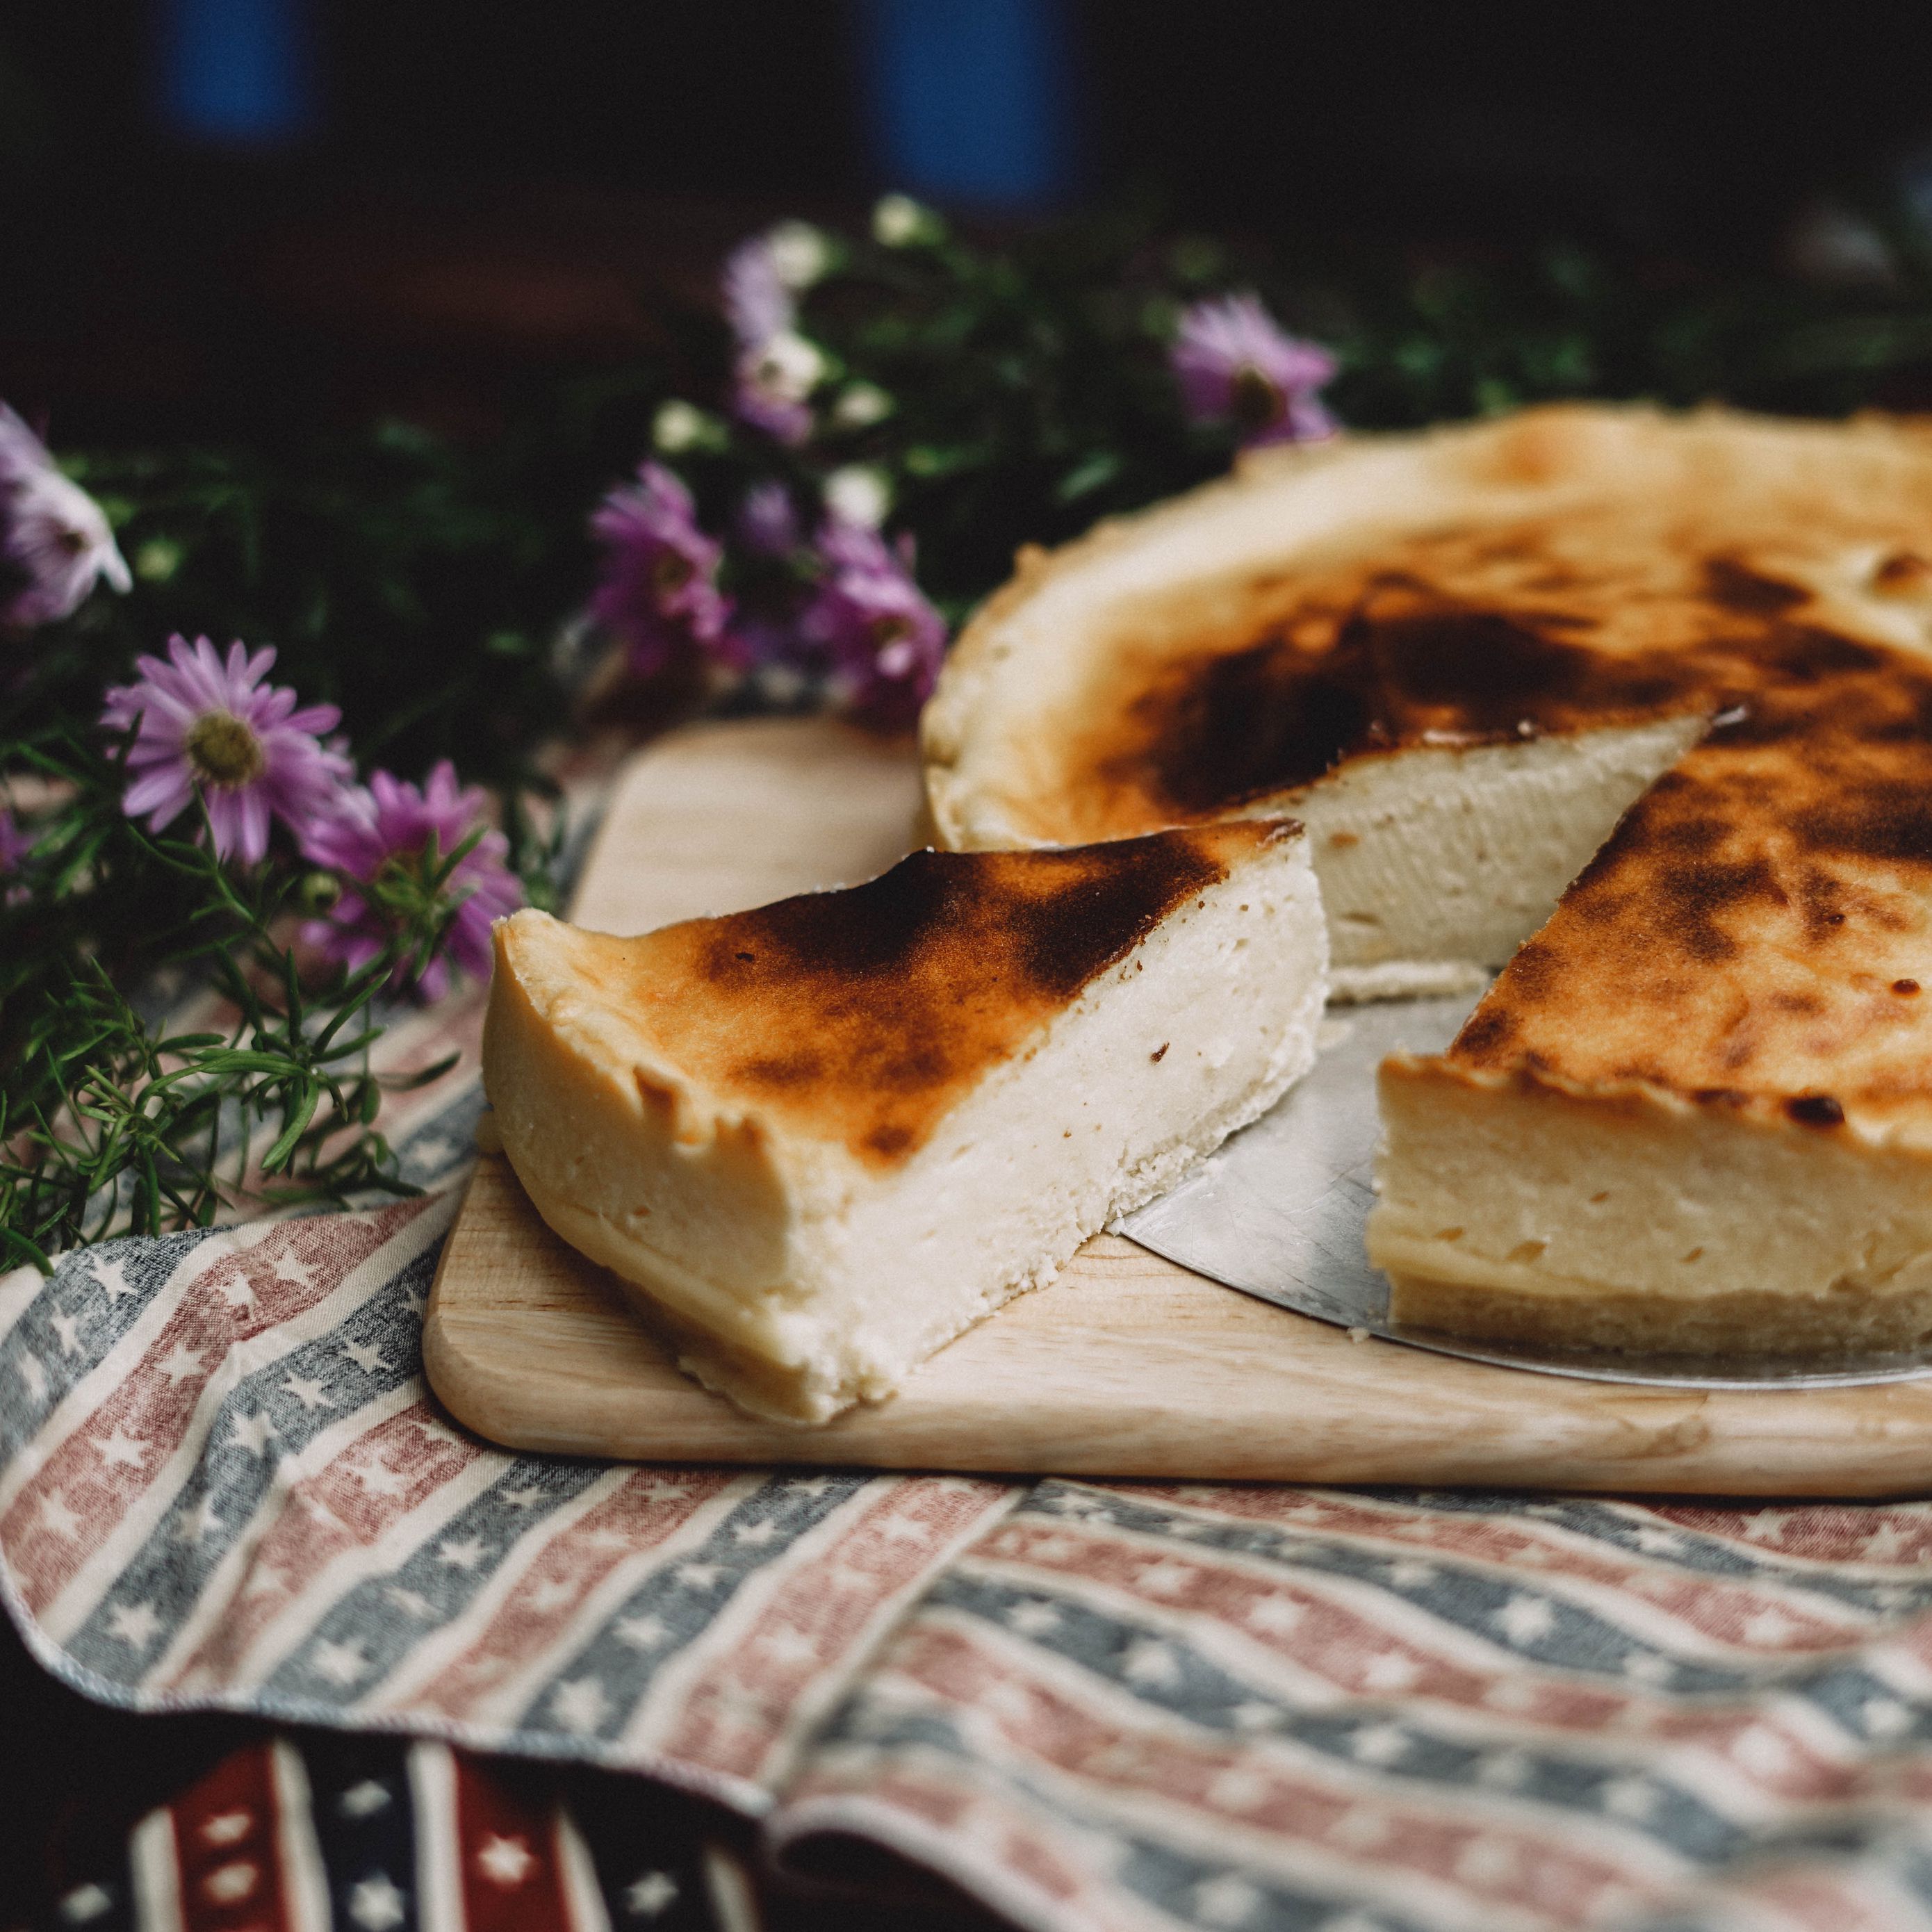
[425,717,1932,1495]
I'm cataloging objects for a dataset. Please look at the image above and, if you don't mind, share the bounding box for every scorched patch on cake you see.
[554,824,1292,1169]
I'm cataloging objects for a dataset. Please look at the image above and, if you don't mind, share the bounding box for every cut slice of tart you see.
[482,822,1327,1423]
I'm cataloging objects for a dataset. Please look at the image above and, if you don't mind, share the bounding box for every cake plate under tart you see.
[425,719,1932,1496]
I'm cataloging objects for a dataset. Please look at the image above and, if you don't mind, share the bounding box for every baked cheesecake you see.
[927,403,1932,1357]
[483,824,1327,1421]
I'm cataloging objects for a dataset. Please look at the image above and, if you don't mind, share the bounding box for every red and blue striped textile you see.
[31,1730,738,1932]
[13,1061,1932,1930]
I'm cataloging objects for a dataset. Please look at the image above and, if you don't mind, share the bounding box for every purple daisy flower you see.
[1170,295,1339,448]
[730,331,824,448]
[589,463,741,680]
[0,404,132,630]
[721,237,795,349]
[301,761,523,1001]
[736,480,802,557]
[721,229,827,445]
[0,806,29,904]
[101,635,352,865]
[799,518,947,730]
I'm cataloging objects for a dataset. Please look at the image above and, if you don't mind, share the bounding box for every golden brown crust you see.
[513,821,1292,1170]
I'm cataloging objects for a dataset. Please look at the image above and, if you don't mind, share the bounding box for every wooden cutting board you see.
[425,718,1932,1496]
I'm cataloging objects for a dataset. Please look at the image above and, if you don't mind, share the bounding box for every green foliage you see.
[632,203,1932,626]
[0,723,486,1267]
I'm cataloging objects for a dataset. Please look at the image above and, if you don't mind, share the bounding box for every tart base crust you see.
[1386,1270,1932,1360]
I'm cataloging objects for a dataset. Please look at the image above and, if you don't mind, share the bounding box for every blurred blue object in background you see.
[156,0,316,145]
[855,0,1079,208]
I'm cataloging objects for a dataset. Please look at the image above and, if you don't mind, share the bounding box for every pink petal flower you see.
[721,238,794,348]
[0,808,28,874]
[589,464,742,680]
[1170,295,1339,448]
[122,765,197,823]
[301,760,523,999]
[101,634,352,861]
[0,404,131,630]
[799,518,947,730]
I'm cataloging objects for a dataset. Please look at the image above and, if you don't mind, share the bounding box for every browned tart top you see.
[1446,632,1932,1140]
[1046,502,1932,840]
[939,408,1932,1138]
[500,820,1292,1168]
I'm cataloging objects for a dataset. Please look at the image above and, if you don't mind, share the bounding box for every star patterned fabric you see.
[17,1016,1932,1927]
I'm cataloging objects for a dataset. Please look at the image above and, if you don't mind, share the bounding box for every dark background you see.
[6,1,1932,445]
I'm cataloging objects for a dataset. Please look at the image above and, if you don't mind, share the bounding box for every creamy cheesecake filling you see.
[486,827,1327,1423]
[1278,717,1703,990]
[1368,1058,1932,1356]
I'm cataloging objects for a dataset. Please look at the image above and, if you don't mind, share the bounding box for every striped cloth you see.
[12,1062,1932,1929]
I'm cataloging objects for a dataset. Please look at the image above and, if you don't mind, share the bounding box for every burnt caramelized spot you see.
[1702,556,1809,615]
[1136,643,1376,811]
[699,837,1228,1001]
[1786,1093,1846,1127]
[1124,599,1714,814]
[1503,938,1558,1001]
[1799,869,1850,944]
[1874,551,1932,595]
[1452,1007,1518,1062]
[1793,786,1932,867]
[660,829,1256,1166]
[1653,855,1789,964]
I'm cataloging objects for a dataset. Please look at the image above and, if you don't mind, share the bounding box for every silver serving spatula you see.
[1117,992,1932,1389]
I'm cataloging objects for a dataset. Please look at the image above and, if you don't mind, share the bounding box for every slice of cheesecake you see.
[483,823,1327,1422]
[1368,634,1932,1358]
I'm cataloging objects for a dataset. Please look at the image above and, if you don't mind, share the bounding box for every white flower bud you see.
[824,464,892,529]
[750,331,828,404]
[832,382,893,429]
[652,400,720,453]
[872,194,940,247]
[765,220,832,290]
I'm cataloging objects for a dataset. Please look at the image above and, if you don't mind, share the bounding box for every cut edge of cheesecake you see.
[484,822,1329,1423]
[1366,1054,1932,1358]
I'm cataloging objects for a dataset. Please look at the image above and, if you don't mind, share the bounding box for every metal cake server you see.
[1118,992,1932,1389]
